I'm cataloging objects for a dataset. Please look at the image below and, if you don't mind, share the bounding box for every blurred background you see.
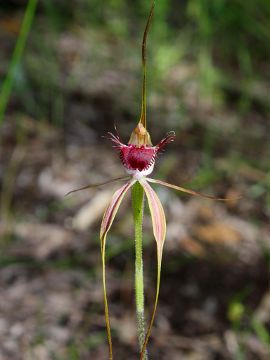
[1,0,270,359]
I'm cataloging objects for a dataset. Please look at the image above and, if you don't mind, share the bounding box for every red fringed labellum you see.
[108,131,175,178]
[120,145,156,172]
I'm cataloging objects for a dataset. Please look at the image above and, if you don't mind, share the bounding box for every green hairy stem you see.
[132,182,148,359]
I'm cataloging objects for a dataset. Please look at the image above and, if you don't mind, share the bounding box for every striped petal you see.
[139,178,166,360]
[100,179,135,360]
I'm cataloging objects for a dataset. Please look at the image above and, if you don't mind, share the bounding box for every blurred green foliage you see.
[0,0,38,123]
[187,0,270,103]
[1,0,270,123]
[188,0,270,68]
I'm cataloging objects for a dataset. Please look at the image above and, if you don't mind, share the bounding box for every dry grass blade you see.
[147,178,241,202]
[65,176,130,196]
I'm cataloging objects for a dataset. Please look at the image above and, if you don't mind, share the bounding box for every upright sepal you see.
[139,1,155,129]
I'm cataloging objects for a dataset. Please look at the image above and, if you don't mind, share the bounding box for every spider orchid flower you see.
[67,2,235,359]
[100,120,228,360]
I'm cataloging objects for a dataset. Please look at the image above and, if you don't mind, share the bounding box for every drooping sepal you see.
[139,179,166,258]
[100,179,136,360]
[100,179,135,239]
[139,178,166,360]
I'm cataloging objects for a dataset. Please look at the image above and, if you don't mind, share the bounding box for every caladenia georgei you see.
[67,2,236,359]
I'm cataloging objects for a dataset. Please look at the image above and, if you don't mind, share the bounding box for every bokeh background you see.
[1,0,270,359]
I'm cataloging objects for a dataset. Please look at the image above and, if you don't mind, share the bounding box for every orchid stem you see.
[132,182,148,359]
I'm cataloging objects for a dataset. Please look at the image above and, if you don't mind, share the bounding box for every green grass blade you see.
[0,0,38,124]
